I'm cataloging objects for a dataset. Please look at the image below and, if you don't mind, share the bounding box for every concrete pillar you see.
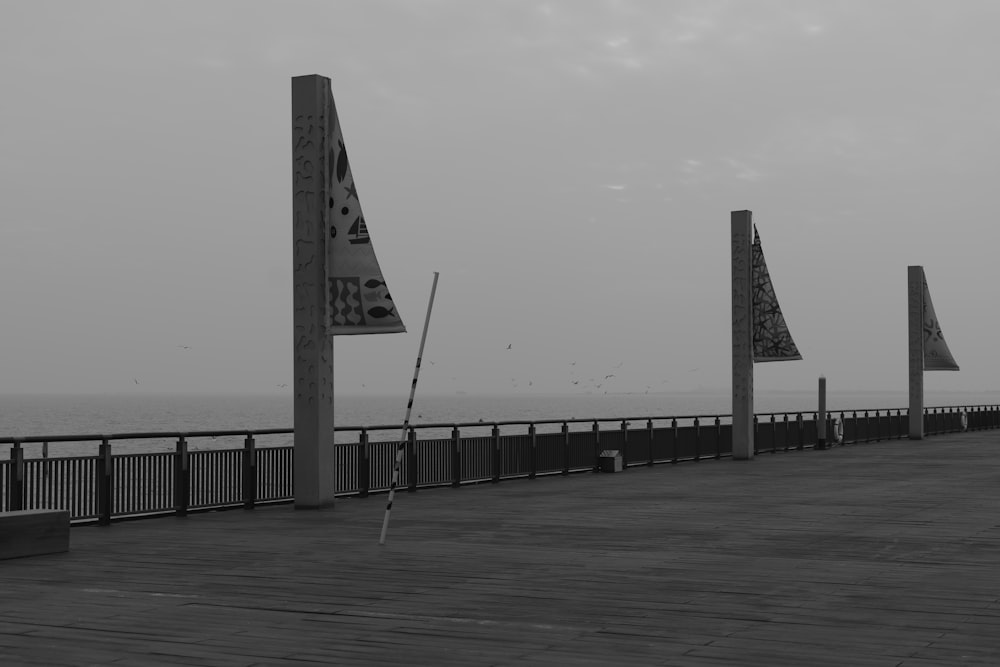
[291,75,337,507]
[731,211,754,460]
[908,266,924,439]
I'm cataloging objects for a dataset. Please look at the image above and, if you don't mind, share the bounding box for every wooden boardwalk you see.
[2,430,999,666]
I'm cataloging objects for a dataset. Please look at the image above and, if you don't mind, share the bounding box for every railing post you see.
[782,414,789,452]
[174,436,189,518]
[528,424,537,480]
[769,414,776,453]
[243,434,257,508]
[715,416,723,459]
[874,410,881,442]
[693,418,701,462]
[406,427,417,492]
[864,411,870,443]
[591,421,601,472]
[357,429,369,498]
[97,437,112,525]
[9,440,23,512]
[897,409,903,439]
[561,422,570,475]
[753,415,759,455]
[646,419,654,466]
[620,420,629,470]
[451,426,461,488]
[491,424,501,484]
[796,413,804,451]
[671,418,678,464]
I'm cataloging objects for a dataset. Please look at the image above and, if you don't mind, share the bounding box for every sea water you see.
[2,389,997,456]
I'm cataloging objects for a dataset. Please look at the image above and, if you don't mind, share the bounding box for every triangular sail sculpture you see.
[751,226,802,362]
[325,85,406,335]
[921,275,959,371]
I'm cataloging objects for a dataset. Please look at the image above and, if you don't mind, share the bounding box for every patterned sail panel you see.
[922,275,959,370]
[751,226,802,362]
[325,82,406,335]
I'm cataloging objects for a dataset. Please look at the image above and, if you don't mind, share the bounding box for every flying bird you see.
[133,378,139,385]
[177,345,191,350]
[506,344,512,350]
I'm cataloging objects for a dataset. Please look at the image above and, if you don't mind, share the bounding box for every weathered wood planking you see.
[0,509,70,560]
[1,432,999,665]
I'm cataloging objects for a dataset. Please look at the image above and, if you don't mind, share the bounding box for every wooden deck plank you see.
[1,431,1000,665]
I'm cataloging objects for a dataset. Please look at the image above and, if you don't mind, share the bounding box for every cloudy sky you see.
[1,0,998,397]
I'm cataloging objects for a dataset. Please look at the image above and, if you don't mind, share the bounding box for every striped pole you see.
[379,271,440,545]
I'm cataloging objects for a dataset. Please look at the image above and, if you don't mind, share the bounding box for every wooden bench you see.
[0,509,70,560]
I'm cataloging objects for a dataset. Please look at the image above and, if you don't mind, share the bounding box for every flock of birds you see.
[129,342,698,395]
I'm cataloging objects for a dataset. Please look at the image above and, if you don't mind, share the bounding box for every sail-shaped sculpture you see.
[732,212,803,460]
[751,226,802,362]
[325,86,405,335]
[921,276,959,371]
[908,266,959,439]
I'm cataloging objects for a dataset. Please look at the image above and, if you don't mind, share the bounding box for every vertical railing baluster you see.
[98,438,112,525]
[174,436,189,517]
[528,424,537,480]
[769,414,776,453]
[796,413,804,451]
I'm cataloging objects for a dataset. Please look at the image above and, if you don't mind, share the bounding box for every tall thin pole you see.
[379,272,440,545]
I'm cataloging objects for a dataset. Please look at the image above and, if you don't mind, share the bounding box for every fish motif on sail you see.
[324,81,406,335]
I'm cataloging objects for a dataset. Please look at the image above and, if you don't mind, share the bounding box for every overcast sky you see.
[2,1,998,397]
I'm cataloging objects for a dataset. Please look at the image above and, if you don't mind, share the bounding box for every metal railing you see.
[1,405,996,524]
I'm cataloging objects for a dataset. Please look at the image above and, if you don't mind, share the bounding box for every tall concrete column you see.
[291,75,336,507]
[731,211,754,460]
[907,266,924,440]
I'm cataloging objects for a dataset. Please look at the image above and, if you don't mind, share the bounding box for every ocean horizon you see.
[3,388,998,440]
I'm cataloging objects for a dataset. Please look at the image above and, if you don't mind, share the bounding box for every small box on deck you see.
[599,450,622,473]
